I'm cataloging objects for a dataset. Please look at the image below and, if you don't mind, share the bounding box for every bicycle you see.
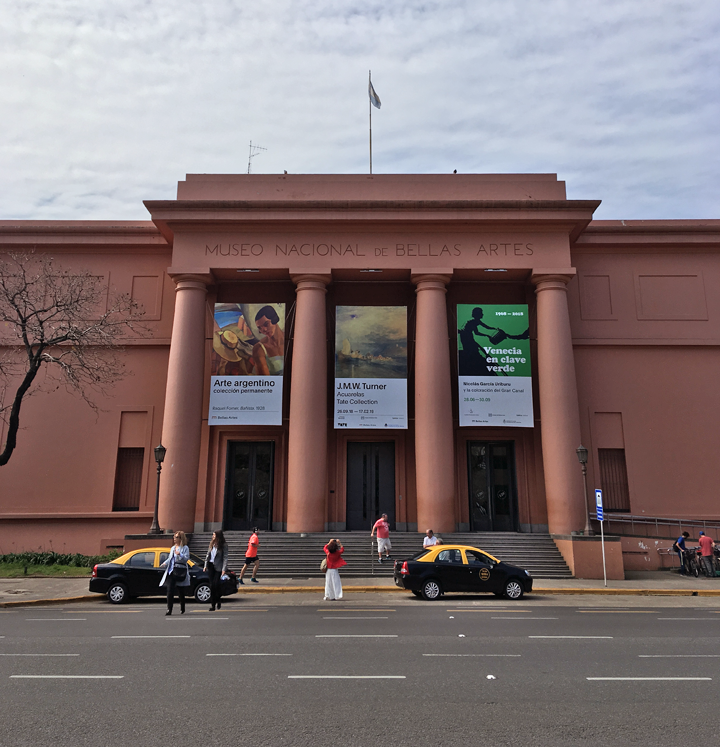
[684,548,701,578]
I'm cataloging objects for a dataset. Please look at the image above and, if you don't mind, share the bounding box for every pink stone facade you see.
[0,175,718,570]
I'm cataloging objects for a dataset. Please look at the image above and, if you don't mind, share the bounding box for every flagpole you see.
[369,70,373,175]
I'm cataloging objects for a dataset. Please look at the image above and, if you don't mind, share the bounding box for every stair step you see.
[189,531,573,579]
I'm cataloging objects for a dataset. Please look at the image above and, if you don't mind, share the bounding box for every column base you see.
[552,534,625,580]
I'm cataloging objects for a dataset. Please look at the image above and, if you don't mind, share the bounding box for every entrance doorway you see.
[224,442,274,531]
[346,442,395,531]
[467,441,517,531]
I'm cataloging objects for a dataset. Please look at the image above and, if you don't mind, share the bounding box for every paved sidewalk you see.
[1,570,720,606]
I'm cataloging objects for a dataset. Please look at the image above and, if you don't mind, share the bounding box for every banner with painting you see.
[457,304,533,427]
[208,303,285,425]
[334,306,407,429]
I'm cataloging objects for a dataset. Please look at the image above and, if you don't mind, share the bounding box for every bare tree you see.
[0,252,144,466]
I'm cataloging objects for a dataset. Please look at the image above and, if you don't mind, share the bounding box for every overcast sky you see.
[3,0,719,221]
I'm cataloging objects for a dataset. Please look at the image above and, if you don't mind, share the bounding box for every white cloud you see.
[1,0,718,219]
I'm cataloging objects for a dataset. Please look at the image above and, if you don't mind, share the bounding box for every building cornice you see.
[0,221,168,250]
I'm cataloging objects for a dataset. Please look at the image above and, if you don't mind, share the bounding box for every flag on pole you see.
[368,79,381,109]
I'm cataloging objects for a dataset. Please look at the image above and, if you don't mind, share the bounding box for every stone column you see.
[286,274,330,532]
[532,272,585,535]
[413,274,456,533]
[158,273,212,533]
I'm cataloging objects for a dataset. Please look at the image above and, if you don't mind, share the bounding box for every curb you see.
[0,595,99,608]
[2,587,720,606]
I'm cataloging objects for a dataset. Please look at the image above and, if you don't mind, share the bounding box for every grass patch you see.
[0,550,121,578]
[0,563,94,578]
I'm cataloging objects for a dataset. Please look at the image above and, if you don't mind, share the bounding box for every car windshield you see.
[189,553,204,566]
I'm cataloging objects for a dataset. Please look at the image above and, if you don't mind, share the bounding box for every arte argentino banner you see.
[208,303,285,425]
[334,306,407,429]
[457,304,533,427]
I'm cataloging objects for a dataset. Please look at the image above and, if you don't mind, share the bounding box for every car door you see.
[433,549,472,592]
[125,551,162,595]
[464,550,500,593]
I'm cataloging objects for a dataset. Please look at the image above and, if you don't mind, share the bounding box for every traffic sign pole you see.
[596,489,607,587]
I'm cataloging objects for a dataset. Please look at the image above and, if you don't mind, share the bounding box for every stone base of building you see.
[552,534,625,580]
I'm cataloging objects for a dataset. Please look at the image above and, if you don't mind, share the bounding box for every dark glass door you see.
[225,442,274,531]
[467,441,517,532]
[346,442,395,531]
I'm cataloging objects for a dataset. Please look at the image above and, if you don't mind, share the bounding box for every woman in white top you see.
[203,531,229,612]
[159,531,190,616]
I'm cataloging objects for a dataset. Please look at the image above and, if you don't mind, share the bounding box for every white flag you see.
[368,79,381,109]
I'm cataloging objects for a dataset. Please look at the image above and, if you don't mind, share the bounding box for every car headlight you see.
[524,570,532,577]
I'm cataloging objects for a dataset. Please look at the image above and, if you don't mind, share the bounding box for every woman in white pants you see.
[323,539,347,600]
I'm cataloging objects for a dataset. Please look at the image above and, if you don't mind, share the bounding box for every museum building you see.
[1,174,719,575]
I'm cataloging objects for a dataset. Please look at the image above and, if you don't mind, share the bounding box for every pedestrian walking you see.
[371,513,391,562]
[673,531,690,574]
[239,527,260,584]
[323,538,346,601]
[203,530,229,611]
[698,531,716,576]
[159,530,190,616]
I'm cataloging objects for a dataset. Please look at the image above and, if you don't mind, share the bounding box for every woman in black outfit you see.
[204,530,229,611]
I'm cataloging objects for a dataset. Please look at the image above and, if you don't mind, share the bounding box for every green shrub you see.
[0,550,121,567]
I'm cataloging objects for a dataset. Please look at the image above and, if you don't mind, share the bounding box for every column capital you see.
[531,269,577,291]
[411,273,453,293]
[167,269,214,291]
[290,273,332,292]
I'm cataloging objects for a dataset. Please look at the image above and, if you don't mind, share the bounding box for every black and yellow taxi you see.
[393,544,532,600]
[89,547,238,604]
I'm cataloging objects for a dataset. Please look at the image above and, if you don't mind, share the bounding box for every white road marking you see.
[587,677,712,681]
[207,653,293,656]
[197,609,268,613]
[492,617,558,620]
[26,619,86,621]
[423,654,521,657]
[578,610,655,614]
[317,609,396,612]
[638,655,720,658]
[0,654,80,657]
[11,675,124,679]
[447,609,529,612]
[63,610,139,614]
[322,616,389,620]
[315,635,398,638]
[111,635,191,639]
[529,636,613,639]
[288,675,405,679]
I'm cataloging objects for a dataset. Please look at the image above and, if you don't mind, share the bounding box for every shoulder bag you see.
[320,558,328,572]
[172,560,188,580]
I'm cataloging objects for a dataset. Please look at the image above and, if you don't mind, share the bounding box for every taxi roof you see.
[423,544,500,563]
[111,547,180,564]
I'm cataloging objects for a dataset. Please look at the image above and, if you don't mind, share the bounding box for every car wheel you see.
[194,583,212,603]
[107,583,128,605]
[421,579,442,600]
[503,579,524,600]
[411,590,422,597]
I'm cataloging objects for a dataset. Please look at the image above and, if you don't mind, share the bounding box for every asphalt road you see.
[1,594,719,747]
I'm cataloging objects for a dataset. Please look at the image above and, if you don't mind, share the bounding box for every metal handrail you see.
[590,512,720,538]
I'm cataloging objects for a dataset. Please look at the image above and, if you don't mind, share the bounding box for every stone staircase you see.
[189,531,572,579]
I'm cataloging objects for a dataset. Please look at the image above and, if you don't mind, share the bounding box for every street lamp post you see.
[576,444,594,536]
[148,443,166,535]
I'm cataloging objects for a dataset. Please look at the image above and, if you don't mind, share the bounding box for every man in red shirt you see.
[698,531,715,577]
[371,513,391,563]
[239,527,260,584]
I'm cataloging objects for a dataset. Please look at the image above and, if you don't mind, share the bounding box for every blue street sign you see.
[595,489,604,521]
